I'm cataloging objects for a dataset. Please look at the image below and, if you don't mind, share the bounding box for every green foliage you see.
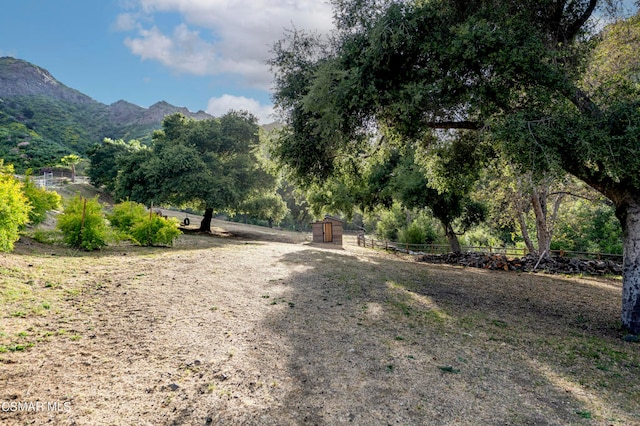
[60,154,81,181]
[129,215,182,247]
[239,193,289,227]
[277,181,311,231]
[552,201,623,255]
[0,120,71,172]
[0,95,108,154]
[107,201,148,233]
[115,112,274,232]
[108,201,181,246]
[374,203,405,241]
[460,224,504,248]
[87,138,142,191]
[371,206,441,245]
[21,172,61,225]
[0,162,31,251]
[398,222,427,245]
[56,195,108,250]
[583,13,640,104]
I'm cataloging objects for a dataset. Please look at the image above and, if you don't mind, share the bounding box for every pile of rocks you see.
[414,252,622,276]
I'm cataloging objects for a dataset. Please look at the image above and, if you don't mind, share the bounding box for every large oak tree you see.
[270,1,640,333]
[115,111,272,232]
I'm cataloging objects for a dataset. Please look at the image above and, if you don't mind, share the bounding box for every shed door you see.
[323,222,333,242]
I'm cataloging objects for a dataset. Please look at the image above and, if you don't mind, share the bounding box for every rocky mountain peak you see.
[0,56,96,104]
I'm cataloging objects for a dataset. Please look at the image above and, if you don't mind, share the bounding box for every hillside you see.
[0,57,213,171]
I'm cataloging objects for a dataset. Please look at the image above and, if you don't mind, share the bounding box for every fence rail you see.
[356,234,623,262]
[36,175,89,188]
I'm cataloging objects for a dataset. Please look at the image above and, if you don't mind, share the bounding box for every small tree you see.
[0,162,31,252]
[239,193,289,228]
[61,154,81,183]
[57,195,107,250]
[22,171,61,226]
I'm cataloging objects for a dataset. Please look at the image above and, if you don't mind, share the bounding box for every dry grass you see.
[0,225,638,425]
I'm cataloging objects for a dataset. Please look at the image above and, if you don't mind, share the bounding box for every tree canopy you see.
[114,111,273,232]
[270,1,640,333]
[87,138,142,192]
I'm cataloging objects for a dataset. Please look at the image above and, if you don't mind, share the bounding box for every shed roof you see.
[313,215,346,223]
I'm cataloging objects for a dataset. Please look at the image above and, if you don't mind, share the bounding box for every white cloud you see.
[112,13,139,31]
[125,24,219,75]
[206,94,275,124]
[120,0,334,89]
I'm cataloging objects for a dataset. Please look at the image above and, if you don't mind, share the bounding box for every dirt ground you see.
[1,218,639,425]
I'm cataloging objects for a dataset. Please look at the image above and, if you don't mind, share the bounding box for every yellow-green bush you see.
[109,201,181,246]
[57,195,108,250]
[0,163,31,251]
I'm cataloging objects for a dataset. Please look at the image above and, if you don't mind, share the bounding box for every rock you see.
[415,252,622,276]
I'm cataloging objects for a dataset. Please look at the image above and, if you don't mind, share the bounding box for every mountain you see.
[0,57,95,105]
[0,57,214,171]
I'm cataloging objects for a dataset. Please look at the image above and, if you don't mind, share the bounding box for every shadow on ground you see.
[207,246,638,425]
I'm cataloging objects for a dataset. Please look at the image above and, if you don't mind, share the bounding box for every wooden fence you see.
[355,234,623,262]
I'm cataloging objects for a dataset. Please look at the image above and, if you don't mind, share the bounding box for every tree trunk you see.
[200,208,213,232]
[531,189,551,256]
[443,222,461,253]
[516,210,536,255]
[619,200,640,334]
[268,218,273,228]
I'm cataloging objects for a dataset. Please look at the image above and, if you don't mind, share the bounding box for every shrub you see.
[57,195,108,250]
[107,201,147,233]
[411,212,440,244]
[374,203,406,241]
[0,162,31,251]
[108,201,182,246]
[129,215,182,247]
[21,171,61,226]
[398,222,427,245]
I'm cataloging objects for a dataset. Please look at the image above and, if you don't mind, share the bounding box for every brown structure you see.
[311,216,344,246]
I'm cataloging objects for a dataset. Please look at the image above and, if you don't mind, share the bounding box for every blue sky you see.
[1,1,636,124]
[0,0,334,124]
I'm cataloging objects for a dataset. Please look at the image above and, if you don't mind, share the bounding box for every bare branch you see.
[425,121,482,130]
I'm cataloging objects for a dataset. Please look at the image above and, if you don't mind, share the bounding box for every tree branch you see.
[562,84,603,119]
[563,0,598,42]
[425,121,482,130]
[547,190,611,205]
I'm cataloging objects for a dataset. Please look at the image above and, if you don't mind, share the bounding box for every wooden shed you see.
[311,216,344,245]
